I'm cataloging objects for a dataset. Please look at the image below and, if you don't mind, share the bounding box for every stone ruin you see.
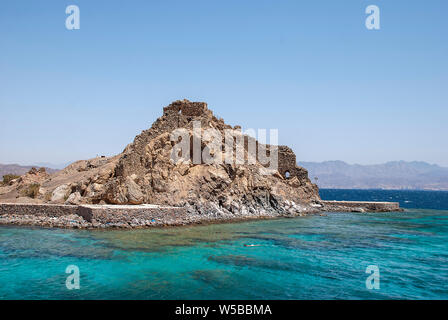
[277,146,309,181]
[163,100,210,117]
[162,99,309,181]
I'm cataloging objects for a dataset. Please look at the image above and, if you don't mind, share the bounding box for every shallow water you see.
[0,190,447,299]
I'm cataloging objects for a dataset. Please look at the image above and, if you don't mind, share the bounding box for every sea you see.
[0,189,447,300]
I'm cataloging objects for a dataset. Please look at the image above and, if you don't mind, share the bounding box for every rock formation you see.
[0,100,321,218]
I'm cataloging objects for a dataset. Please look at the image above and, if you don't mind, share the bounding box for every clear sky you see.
[0,0,447,167]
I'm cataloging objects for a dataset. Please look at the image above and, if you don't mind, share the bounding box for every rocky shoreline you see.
[0,201,401,229]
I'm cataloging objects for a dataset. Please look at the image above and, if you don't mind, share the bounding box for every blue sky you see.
[1,0,447,167]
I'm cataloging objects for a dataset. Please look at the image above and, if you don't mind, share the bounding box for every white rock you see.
[51,184,71,202]
[125,176,144,204]
[65,192,82,205]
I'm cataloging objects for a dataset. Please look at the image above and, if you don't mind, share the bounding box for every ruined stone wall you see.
[164,104,309,182]
[275,146,310,181]
[278,146,296,177]
[163,100,208,117]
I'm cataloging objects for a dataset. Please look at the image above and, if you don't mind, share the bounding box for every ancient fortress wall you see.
[162,100,309,181]
[163,100,208,117]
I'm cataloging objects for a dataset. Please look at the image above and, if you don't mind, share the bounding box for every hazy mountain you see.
[3,160,448,190]
[32,161,73,170]
[0,164,59,180]
[301,161,448,191]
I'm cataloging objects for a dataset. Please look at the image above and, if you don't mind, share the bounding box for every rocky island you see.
[0,100,401,228]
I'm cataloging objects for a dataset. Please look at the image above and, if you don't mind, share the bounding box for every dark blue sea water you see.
[1,189,447,300]
[319,189,448,211]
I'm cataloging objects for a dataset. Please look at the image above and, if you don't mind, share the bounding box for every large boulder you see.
[51,184,71,203]
[65,192,82,205]
[125,176,144,204]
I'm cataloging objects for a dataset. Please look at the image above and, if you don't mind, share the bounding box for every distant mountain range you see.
[301,161,448,191]
[0,164,59,180]
[32,162,72,170]
[2,160,448,191]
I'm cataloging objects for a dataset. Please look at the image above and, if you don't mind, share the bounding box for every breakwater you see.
[0,200,402,229]
[321,200,402,212]
[0,203,188,228]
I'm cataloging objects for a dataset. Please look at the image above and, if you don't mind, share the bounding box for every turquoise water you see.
[1,190,448,299]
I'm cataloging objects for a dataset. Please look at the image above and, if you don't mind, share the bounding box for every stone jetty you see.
[0,200,402,229]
